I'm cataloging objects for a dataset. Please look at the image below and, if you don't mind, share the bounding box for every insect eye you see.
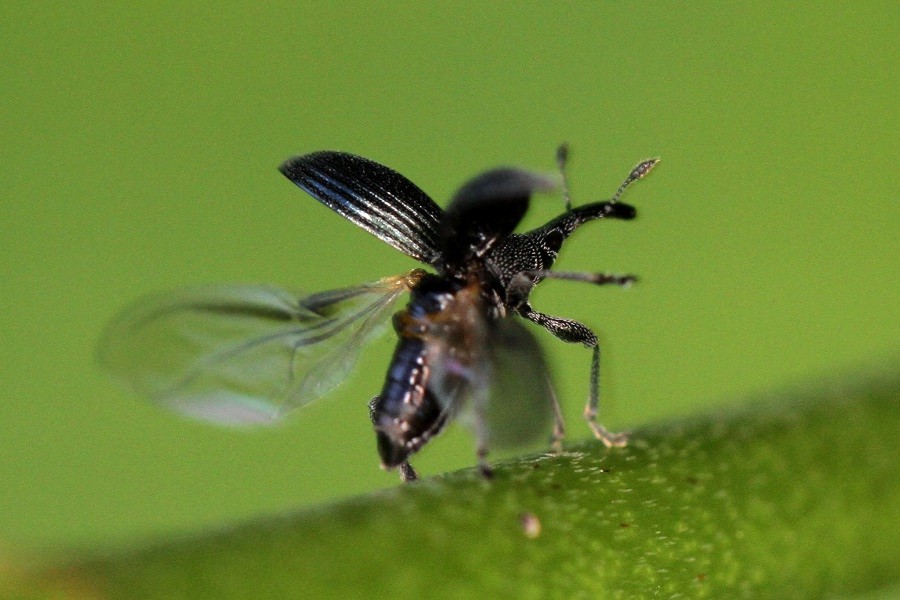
[543,229,564,254]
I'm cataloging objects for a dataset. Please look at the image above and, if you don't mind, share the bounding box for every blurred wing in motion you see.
[98,272,421,425]
[424,288,554,449]
[440,167,558,270]
[479,318,555,449]
[279,151,444,267]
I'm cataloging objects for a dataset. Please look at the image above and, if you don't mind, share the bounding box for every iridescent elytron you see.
[99,147,658,481]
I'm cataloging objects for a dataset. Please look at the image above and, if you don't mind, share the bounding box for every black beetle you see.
[99,146,658,481]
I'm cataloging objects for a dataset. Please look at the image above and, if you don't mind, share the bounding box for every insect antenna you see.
[555,143,572,212]
[612,158,660,204]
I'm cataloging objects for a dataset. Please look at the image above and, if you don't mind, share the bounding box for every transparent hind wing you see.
[98,272,420,426]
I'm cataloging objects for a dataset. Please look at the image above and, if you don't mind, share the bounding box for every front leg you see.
[518,304,629,448]
[520,270,638,288]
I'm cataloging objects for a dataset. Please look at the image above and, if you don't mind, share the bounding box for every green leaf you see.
[9,374,899,599]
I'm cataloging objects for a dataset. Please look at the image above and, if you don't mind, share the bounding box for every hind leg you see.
[397,461,419,482]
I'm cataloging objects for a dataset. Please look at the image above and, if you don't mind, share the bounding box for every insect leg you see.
[585,344,629,448]
[518,304,598,344]
[398,461,419,483]
[547,376,566,452]
[519,305,628,448]
[506,270,634,314]
[518,270,638,288]
[476,449,494,479]
[472,388,495,479]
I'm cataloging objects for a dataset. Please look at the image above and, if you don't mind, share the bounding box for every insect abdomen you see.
[369,336,446,468]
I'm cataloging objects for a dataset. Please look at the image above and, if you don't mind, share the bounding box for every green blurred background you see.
[1,3,896,549]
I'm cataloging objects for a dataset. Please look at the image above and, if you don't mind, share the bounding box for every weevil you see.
[99,146,658,481]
